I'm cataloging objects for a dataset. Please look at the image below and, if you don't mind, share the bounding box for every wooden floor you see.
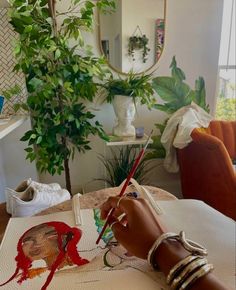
[0,203,10,243]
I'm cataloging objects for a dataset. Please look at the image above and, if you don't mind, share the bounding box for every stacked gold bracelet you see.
[147,231,214,289]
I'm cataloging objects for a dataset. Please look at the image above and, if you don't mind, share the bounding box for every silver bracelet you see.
[170,257,208,289]
[166,255,200,284]
[179,263,214,290]
[147,231,208,270]
[147,232,178,269]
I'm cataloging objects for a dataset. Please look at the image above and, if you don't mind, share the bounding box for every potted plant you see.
[103,72,156,137]
[96,145,154,187]
[128,35,150,63]
[8,0,115,195]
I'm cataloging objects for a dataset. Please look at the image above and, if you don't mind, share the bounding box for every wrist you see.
[154,239,189,275]
[148,232,221,290]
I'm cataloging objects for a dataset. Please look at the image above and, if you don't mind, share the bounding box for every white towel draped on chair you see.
[161,102,213,172]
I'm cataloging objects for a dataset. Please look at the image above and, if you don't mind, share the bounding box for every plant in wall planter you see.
[128,35,150,63]
[128,26,150,63]
[9,0,115,195]
[103,72,156,137]
[145,56,210,160]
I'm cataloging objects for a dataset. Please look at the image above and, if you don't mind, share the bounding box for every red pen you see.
[96,130,153,244]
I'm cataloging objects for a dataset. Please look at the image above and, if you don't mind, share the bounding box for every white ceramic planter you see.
[112,95,136,137]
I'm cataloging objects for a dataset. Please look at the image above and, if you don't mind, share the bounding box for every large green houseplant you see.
[145,56,210,160]
[9,0,115,195]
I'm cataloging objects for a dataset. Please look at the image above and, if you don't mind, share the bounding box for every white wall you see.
[122,0,164,72]
[0,0,224,199]
[0,119,38,202]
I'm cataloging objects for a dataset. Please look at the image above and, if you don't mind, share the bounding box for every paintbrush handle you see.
[95,148,145,244]
[96,131,153,244]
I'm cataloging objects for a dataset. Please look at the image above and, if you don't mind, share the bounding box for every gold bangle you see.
[179,263,214,290]
[170,258,208,290]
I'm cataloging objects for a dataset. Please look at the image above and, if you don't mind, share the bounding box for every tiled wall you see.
[0,8,26,117]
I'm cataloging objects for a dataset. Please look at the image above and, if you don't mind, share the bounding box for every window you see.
[215,0,235,120]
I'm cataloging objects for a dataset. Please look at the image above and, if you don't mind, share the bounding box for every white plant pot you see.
[112,95,136,137]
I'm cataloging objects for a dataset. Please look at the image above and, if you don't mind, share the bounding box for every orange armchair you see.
[177,120,236,220]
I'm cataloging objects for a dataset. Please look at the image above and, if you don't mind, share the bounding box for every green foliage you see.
[103,72,156,109]
[9,0,115,192]
[215,97,236,121]
[96,145,154,187]
[146,56,210,159]
[152,56,209,114]
[1,85,21,100]
[128,35,150,63]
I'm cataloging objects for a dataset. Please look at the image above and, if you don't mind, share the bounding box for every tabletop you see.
[38,185,176,215]
[0,185,176,243]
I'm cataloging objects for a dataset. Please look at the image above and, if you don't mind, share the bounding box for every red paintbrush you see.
[96,130,153,244]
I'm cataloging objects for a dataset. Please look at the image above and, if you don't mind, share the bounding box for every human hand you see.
[100,197,167,259]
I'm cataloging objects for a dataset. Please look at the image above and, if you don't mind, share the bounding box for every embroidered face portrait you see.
[21,224,59,262]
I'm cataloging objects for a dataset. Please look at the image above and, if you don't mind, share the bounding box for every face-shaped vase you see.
[112,95,136,137]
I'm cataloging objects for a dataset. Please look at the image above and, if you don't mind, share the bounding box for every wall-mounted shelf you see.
[106,134,153,146]
[0,116,28,140]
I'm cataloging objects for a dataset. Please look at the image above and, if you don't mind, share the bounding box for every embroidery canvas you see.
[0,222,88,290]
[0,210,167,290]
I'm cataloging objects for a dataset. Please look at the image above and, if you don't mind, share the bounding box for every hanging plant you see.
[128,26,150,63]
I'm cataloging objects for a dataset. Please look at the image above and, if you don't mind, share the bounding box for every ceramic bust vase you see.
[112,95,136,137]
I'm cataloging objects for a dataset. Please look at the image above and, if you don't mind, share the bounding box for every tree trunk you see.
[64,157,72,196]
[49,0,72,196]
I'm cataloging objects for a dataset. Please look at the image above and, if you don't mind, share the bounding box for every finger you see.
[106,196,140,214]
[100,196,127,219]
[110,220,129,243]
[100,196,118,219]
[100,202,124,220]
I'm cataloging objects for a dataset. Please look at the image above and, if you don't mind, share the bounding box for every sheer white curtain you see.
[215,0,235,119]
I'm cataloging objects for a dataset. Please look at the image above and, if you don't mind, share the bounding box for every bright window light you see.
[216,0,236,121]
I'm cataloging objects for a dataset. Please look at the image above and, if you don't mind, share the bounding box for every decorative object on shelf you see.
[0,96,4,114]
[103,72,155,137]
[8,0,115,195]
[155,19,165,61]
[112,95,136,137]
[128,25,150,63]
[135,127,144,138]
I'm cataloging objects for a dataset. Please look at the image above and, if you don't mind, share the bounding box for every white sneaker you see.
[11,186,70,217]
[5,178,61,214]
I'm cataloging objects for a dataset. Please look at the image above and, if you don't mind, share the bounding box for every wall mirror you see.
[98,0,166,74]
